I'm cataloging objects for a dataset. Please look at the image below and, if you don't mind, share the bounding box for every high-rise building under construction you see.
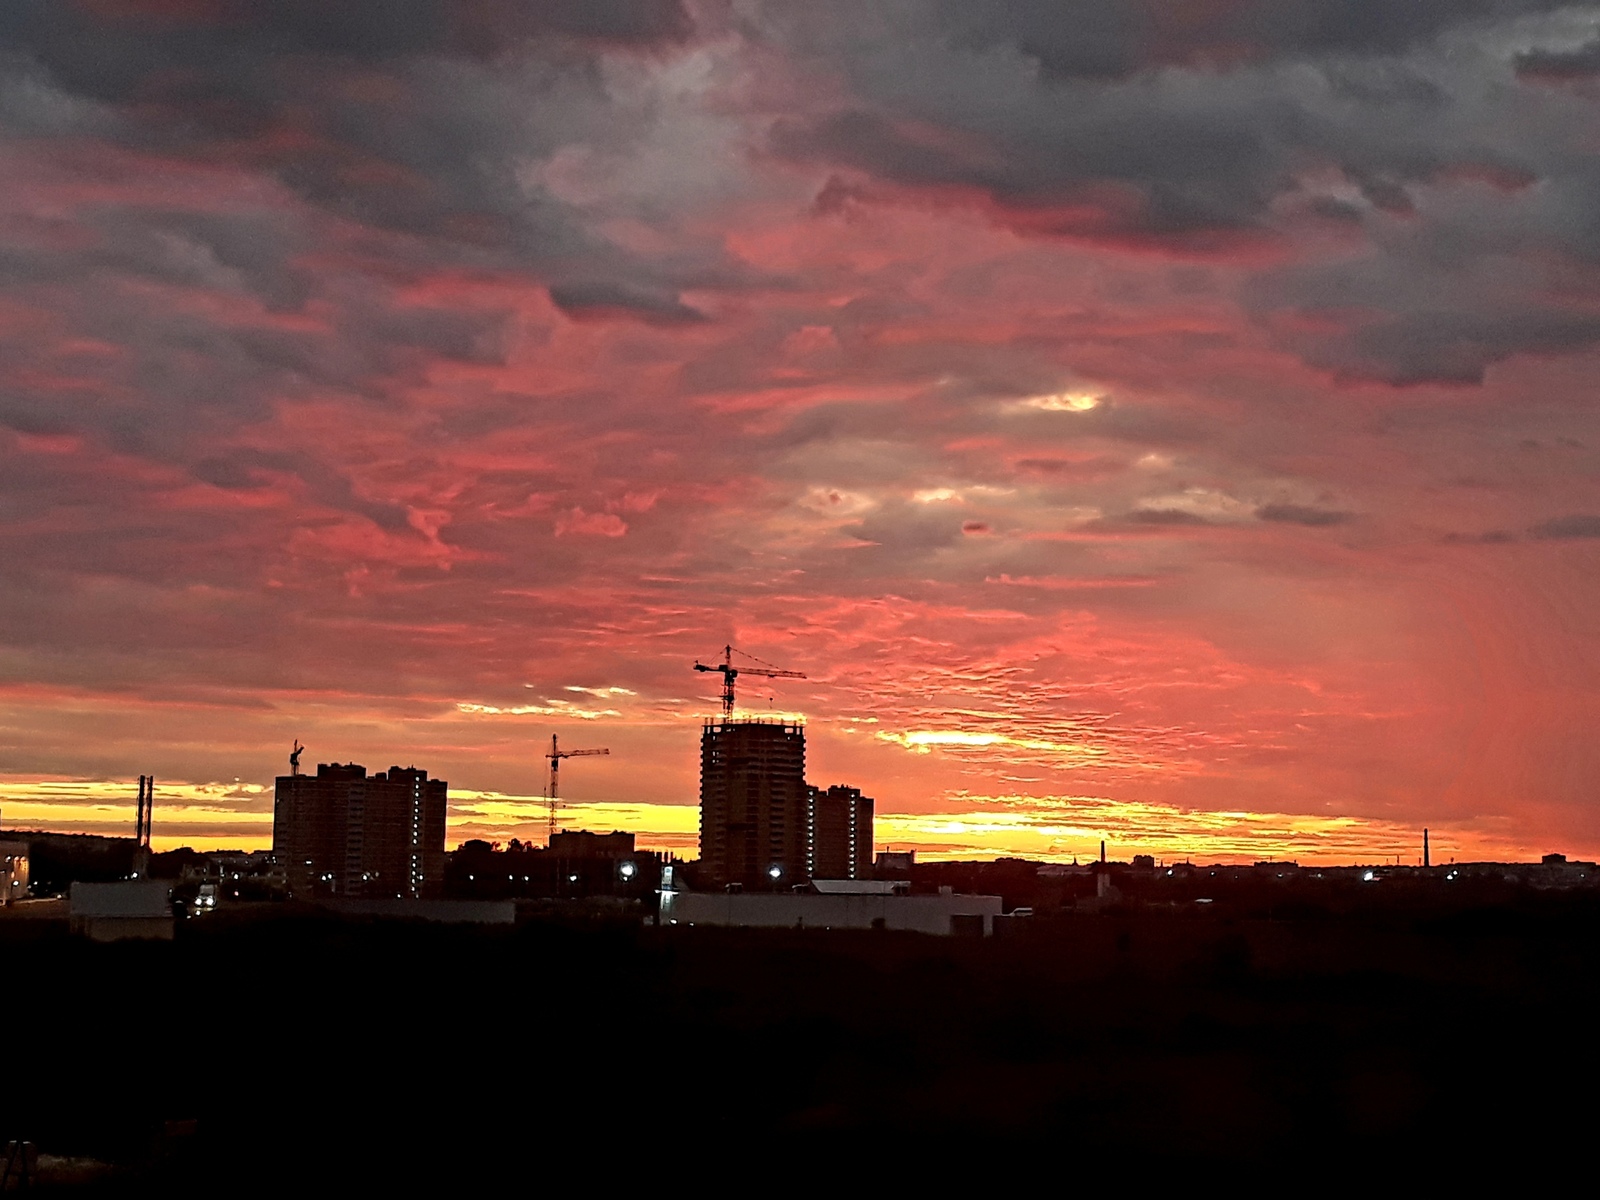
[699,720,808,888]
[698,721,876,887]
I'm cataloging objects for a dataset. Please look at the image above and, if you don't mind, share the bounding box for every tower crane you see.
[694,645,807,719]
[545,733,609,842]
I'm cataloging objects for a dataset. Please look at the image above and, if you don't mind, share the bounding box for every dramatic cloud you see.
[1530,513,1600,538]
[1257,504,1353,526]
[757,0,1600,379]
[1515,35,1600,79]
[3,0,1600,863]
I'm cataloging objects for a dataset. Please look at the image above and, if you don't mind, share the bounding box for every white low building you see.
[660,879,1002,936]
[68,880,174,941]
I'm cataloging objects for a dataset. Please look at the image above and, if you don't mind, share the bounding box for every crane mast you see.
[545,733,609,842]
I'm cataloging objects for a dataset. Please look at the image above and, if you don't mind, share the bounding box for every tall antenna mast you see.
[134,776,153,850]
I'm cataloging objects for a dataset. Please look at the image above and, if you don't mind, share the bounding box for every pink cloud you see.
[3,1,1600,863]
[554,508,628,538]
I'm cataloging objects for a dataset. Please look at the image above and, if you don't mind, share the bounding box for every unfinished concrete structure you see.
[699,720,808,888]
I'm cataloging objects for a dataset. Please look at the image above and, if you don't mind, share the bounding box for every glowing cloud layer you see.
[2,1,1600,862]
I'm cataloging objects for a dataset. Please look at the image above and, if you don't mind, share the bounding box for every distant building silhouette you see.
[444,830,661,900]
[2,831,141,894]
[0,840,28,906]
[808,785,874,880]
[875,849,915,877]
[699,720,808,888]
[273,762,446,898]
[174,849,287,899]
[548,830,634,860]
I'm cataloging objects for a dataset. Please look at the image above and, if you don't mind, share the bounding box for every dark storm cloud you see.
[191,449,412,531]
[761,12,1569,284]
[1125,509,1209,526]
[760,0,1568,84]
[50,207,314,311]
[0,0,691,88]
[0,204,510,428]
[750,1,1600,381]
[369,305,513,365]
[7,0,1590,392]
[0,206,512,561]
[548,281,708,325]
[1257,504,1352,526]
[1347,312,1600,385]
[0,0,725,304]
[1514,38,1600,81]
[1277,306,1600,386]
[0,0,731,547]
[1442,529,1519,544]
[771,101,1285,242]
[933,0,1569,80]
[1014,456,1121,478]
[1529,514,1600,539]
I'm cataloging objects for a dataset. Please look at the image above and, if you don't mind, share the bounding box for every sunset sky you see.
[3,0,1600,863]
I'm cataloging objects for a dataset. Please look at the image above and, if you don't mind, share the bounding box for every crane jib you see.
[692,646,806,717]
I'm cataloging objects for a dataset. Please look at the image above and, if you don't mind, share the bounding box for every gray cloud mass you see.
[1257,504,1353,526]
[751,0,1600,381]
[1530,513,1600,539]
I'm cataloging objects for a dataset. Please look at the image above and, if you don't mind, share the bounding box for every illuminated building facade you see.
[273,763,447,898]
[808,785,874,880]
[0,840,28,906]
[660,880,1001,936]
[699,720,807,888]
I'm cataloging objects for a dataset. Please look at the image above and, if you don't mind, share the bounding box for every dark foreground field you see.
[5,895,1599,1188]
